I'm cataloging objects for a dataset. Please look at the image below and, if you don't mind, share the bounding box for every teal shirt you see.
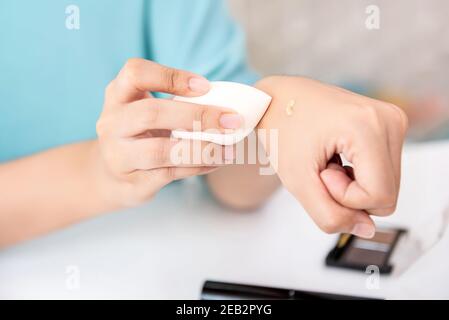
[0,0,257,162]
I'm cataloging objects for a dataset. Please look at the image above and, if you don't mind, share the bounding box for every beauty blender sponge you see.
[172,81,272,145]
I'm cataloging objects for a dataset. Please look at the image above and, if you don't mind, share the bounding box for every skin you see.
[0,60,407,247]
[209,76,408,238]
[0,59,241,247]
[206,141,281,210]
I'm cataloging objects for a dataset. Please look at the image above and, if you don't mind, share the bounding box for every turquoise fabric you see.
[0,0,258,162]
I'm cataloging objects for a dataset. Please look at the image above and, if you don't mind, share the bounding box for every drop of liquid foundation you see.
[286,99,296,116]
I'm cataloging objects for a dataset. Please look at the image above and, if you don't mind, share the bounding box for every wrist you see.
[254,76,289,151]
[87,140,126,212]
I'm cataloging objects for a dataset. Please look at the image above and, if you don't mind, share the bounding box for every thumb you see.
[320,162,353,203]
[320,163,376,238]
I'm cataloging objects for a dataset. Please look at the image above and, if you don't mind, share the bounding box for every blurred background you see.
[228,0,449,141]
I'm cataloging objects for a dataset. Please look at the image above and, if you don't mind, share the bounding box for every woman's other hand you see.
[256,76,408,238]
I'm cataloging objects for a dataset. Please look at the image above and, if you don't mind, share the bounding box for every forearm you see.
[206,162,280,210]
[0,140,114,247]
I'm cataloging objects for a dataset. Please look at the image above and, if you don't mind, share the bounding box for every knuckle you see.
[124,58,144,73]
[369,204,397,217]
[96,119,105,137]
[389,103,409,134]
[123,58,144,85]
[360,104,383,131]
[318,215,344,234]
[381,205,396,216]
[151,140,168,166]
[162,67,181,92]
[399,109,409,133]
[96,116,109,138]
[194,107,210,129]
[373,190,397,209]
[104,81,115,98]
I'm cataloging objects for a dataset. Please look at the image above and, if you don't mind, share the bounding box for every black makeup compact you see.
[325,227,406,274]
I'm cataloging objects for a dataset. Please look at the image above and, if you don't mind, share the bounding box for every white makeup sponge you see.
[172,81,272,145]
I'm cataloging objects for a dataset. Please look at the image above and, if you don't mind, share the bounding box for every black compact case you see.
[325,227,406,274]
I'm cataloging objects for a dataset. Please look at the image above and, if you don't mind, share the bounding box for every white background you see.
[1,141,449,299]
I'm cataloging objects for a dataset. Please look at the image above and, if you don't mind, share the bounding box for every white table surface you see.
[1,141,449,300]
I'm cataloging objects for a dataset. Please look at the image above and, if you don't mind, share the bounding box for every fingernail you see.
[219,114,243,129]
[224,146,235,160]
[351,223,376,239]
[188,77,210,94]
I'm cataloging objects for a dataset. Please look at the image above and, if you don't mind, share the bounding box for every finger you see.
[323,137,397,214]
[148,166,219,194]
[145,166,219,189]
[294,168,376,238]
[108,58,210,104]
[321,162,352,197]
[120,138,234,171]
[126,166,219,205]
[117,98,242,137]
[322,161,396,217]
[320,163,385,214]
[155,166,220,182]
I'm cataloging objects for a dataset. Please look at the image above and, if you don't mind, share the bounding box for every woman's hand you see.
[256,76,408,238]
[0,59,245,247]
[95,58,242,207]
